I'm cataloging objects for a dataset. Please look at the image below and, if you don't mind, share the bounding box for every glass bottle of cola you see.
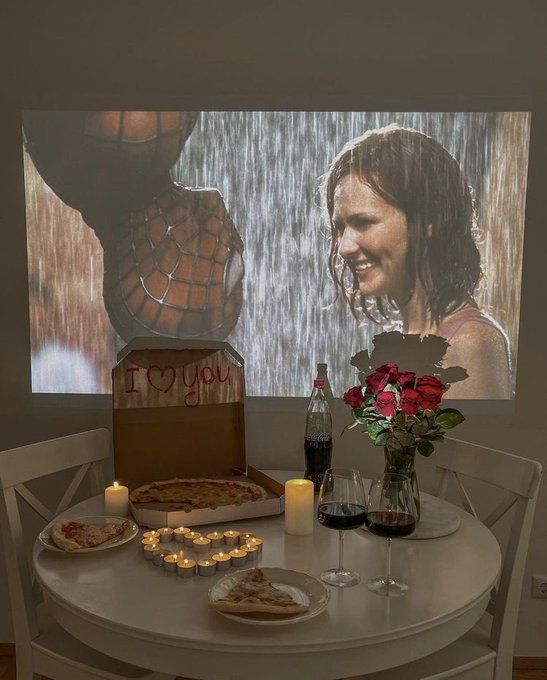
[304,379,333,491]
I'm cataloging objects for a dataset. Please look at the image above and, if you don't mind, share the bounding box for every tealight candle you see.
[197,559,217,576]
[239,532,255,545]
[241,543,259,560]
[153,549,169,566]
[177,558,196,578]
[212,551,232,571]
[143,530,160,541]
[141,537,157,550]
[207,531,224,548]
[104,481,129,516]
[163,554,179,573]
[193,537,212,553]
[248,537,263,553]
[223,530,240,546]
[229,548,247,566]
[184,531,201,546]
[174,526,190,543]
[285,479,314,535]
[158,527,174,543]
[143,543,159,560]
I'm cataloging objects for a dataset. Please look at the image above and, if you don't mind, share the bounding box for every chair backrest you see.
[0,428,111,654]
[435,436,542,675]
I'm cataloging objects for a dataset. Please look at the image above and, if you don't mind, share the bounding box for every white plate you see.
[209,567,330,626]
[39,516,138,554]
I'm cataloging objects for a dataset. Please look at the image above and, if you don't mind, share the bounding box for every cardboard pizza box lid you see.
[113,338,247,491]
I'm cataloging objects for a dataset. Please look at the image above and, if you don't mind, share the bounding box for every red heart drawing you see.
[146,365,176,393]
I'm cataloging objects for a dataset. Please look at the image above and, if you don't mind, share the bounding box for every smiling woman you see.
[325,125,511,398]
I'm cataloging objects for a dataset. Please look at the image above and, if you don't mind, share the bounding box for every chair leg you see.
[16,654,40,680]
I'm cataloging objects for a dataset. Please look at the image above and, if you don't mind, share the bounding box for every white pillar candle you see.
[207,531,224,548]
[285,479,314,536]
[212,551,232,570]
[197,559,217,576]
[223,530,240,545]
[184,531,201,546]
[104,481,129,516]
[177,558,196,578]
[174,526,190,543]
[158,527,174,543]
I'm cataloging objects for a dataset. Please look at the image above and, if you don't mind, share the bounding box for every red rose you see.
[376,363,399,382]
[365,370,389,395]
[398,371,416,389]
[376,390,397,417]
[415,375,446,409]
[343,386,366,408]
[400,388,422,415]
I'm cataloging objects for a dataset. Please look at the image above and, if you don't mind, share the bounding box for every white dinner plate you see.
[209,567,330,626]
[39,515,138,554]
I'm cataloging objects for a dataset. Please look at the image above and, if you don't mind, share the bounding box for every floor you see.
[0,656,545,680]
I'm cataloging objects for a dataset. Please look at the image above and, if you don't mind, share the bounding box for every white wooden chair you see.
[0,428,174,680]
[347,436,542,680]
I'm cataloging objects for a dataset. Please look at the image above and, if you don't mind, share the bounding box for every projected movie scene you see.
[23,111,530,399]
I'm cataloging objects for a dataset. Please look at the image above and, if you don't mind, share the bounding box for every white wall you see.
[1,0,546,658]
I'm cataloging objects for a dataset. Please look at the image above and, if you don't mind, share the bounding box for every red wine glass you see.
[365,472,418,596]
[317,467,367,587]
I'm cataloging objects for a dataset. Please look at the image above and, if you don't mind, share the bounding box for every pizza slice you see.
[51,520,130,552]
[212,568,310,615]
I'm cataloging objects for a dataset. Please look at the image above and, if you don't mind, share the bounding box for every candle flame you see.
[113,481,119,488]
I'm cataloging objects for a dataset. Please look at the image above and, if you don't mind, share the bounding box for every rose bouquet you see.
[343,364,464,517]
[343,363,464,456]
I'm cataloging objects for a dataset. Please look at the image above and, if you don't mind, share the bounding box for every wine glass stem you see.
[338,530,344,572]
[386,537,392,584]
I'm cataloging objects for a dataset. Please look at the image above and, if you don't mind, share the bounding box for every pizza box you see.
[112,338,285,528]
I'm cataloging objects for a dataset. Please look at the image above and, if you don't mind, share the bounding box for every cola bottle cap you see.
[314,379,325,388]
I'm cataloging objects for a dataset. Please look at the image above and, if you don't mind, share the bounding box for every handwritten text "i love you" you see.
[125,364,232,407]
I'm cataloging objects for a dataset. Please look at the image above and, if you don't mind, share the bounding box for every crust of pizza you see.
[50,522,81,551]
[212,568,309,615]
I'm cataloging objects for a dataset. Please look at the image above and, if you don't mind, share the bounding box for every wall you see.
[1,0,546,656]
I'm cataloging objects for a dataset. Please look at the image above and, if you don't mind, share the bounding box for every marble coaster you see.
[402,496,461,539]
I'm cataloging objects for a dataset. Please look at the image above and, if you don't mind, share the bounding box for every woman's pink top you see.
[437,306,507,343]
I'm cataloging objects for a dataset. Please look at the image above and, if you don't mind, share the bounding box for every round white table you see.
[33,472,501,680]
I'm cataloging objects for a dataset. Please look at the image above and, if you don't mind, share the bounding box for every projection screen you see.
[22,111,531,399]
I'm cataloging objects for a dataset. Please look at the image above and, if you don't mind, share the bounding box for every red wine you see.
[318,502,367,530]
[365,511,416,538]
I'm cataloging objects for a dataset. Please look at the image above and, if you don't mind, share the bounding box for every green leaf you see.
[374,431,389,446]
[418,440,435,457]
[422,432,444,441]
[383,383,399,394]
[394,411,406,428]
[411,417,429,436]
[367,421,386,440]
[435,408,465,429]
[385,434,403,453]
[393,429,415,447]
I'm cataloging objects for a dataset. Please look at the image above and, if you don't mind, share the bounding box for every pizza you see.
[211,568,310,615]
[51,520,130,552]
[129,478,268,512]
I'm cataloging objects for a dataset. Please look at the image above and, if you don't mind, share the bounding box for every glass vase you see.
[383,445,421,520]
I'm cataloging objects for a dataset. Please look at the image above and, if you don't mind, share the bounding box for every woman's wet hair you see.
[324,124,482,325]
